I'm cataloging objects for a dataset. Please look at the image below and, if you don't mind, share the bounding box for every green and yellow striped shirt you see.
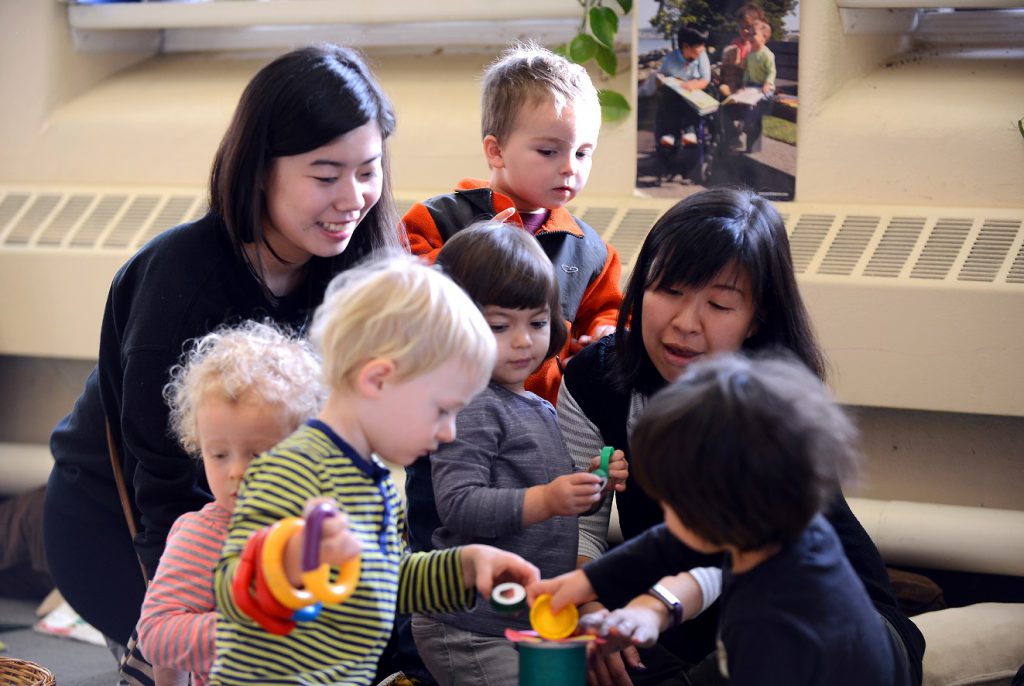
[211,420,474,685]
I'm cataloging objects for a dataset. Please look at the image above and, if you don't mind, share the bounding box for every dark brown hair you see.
[632,352,859,552]
[615,187,825,395]
[436,221,567,360]
[209,44,400,292]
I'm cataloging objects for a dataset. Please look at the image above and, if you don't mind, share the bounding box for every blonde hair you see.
[481,41,601,142]
[310,252,496,391]
[164,320,325,457]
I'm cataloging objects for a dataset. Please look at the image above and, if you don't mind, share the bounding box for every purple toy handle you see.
[302,502,337,572]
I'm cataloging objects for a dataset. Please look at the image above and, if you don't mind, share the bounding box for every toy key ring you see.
[233,528,296,635]
[301,502,361,605]
[262,517,318,610]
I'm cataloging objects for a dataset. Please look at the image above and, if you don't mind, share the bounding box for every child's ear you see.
[483,135,505,169]
[355,358,397,397]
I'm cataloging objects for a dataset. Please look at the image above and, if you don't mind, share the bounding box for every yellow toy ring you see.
[301,557,361,604]
[261,517,318,610]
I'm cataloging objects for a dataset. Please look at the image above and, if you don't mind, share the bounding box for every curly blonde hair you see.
[164,320,325,457]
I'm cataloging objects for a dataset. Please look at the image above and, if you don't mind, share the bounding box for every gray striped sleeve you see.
[557,381,613,561]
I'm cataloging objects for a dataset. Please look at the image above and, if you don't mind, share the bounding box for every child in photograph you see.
[719,3,768,97]
[135,321,324,686]
[403,42,622,404]
[549,353,913,686]
[640,25,711,148]
[407,221,627,685]
[210,255,540,686]
[724,19,777,152]
[742,20,776,96]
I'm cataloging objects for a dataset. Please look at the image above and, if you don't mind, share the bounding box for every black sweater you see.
[48,215,333,576]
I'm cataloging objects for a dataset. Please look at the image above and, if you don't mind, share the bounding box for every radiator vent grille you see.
[819,215,879,276]
[1009,243,1024,285]
[2,187,1023,289]
[863,217,926,278]
[959,219,1020,283]
[71,195,129,248]
[911,218,973,280]
[604,208,663,288]
[790,214,835,274]
[7,194,61,246]
[37,194,94,247]
[578,206,617,234]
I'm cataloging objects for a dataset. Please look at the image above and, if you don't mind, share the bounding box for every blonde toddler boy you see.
[403,42,622,404]
[210,255,539,685]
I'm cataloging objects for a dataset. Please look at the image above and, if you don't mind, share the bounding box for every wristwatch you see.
[647,583,684,628]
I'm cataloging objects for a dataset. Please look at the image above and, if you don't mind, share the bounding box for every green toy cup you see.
[518,640,586,686]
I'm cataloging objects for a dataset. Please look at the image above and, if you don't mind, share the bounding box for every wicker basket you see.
[0,657,55,686]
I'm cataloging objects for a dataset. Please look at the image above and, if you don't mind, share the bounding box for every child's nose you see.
[437,416,457,443]
[559,153,577,177]
[513,329,532,348]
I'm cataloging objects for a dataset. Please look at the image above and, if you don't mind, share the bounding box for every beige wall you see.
[0,2,1021,524]
[0,5,636,197]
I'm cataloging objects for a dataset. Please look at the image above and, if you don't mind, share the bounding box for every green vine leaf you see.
[616,0,633,14]
[589,6,619,48]
[598,89,630,122]
[568,33,598,64]
[594,42,618,76]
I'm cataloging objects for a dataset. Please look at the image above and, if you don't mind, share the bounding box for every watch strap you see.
[647,582,684,628]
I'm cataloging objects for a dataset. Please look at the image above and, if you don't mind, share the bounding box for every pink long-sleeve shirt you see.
[137,501,230,685]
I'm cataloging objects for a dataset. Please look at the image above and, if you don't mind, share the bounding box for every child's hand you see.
[580,606,661,652]
[316,507,362,567]
[590,449,627,493]
[570,325,616,355]
[285,499,361,583]
[459,544,539,597]
[493,207,516,223]
[762,83,773,95]
[544,473,602,516]
[526,568,596,613]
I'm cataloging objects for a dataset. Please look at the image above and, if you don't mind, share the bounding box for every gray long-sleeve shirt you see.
[425,383,579,635]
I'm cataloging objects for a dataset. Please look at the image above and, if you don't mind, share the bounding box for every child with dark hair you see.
[576,352,910,686]
[640,25,711,148]
[406,220,626,685]
[540,188,923,685]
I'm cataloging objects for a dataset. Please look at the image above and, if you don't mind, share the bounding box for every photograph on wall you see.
[636,0,799,201]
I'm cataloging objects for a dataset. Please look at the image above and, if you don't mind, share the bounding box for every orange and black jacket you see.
[403,178,622,404]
